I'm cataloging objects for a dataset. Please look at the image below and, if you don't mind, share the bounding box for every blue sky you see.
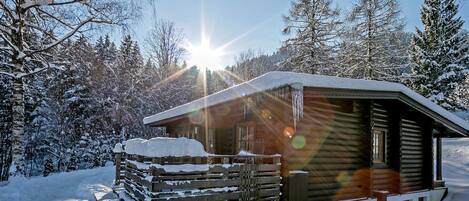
[111,0,469,67]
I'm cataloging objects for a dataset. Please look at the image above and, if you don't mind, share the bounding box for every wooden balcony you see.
[114,152,281,201]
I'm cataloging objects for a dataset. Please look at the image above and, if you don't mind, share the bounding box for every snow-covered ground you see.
[0,139,467,201]
[443,138,469,201]
[0,164,114,201]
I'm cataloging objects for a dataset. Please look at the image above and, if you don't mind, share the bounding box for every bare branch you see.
[21,0,83,10]
[25,17,94,56]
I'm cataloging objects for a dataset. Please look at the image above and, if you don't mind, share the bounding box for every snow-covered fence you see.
[113,143,125,185]
[114,138,282,201]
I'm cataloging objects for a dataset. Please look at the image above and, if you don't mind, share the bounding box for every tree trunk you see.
[366,0,373,79]
[11,70,25,175]
[9,1,26,176]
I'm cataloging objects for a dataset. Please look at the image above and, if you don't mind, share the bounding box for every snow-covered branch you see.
[20,0,83,10]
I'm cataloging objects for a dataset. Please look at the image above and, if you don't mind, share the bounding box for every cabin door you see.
[214,128,235,155]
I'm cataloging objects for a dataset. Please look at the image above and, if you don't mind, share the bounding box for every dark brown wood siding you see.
[284,96,370,201]
[370,102,400,193]
[399,114,427,192]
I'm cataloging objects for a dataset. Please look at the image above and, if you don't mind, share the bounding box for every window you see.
[236,125,253,152]
[372,130,386,164]
[192,126,199,139]
[207,129,215,153]
[243,98,253,120]
[238,126,249,151]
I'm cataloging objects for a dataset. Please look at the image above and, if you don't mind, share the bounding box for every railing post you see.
[373,190,389,201]
[286,170,309,201]
[113,143,124,185]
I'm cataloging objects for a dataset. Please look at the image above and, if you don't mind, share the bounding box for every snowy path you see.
[0,165,114,201]
[444,161,469,201]
[443,138,469,201]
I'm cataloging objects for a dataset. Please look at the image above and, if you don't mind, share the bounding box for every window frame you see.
[207,128,215,153]
[236,122,254,153]
[372,129,387,165]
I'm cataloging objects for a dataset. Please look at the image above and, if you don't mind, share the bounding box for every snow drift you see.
[124,137,208,157]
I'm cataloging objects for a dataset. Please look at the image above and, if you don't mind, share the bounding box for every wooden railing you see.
[114,153,281,201]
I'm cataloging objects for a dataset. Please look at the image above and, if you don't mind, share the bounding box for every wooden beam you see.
[436,137,442,181]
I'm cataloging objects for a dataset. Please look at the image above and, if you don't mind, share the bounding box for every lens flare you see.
[336,171,352,184]
[189,110,204,124]
[283,126,295,138]
[292,135,306,149]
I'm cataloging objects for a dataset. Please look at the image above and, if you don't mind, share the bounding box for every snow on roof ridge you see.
[143,71,468,133]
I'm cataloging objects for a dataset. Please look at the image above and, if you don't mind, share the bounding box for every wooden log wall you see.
[284,96,370,201]
[399,114,427,193]
[370,102,400,193]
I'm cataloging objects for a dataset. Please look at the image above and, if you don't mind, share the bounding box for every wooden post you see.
[287,170,309,201]
[115,152,122,185]
[436,137,442,181]
[113,143,124,185]
[373,190,390,201]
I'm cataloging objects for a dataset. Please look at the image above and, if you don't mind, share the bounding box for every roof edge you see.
[143,71,469,135]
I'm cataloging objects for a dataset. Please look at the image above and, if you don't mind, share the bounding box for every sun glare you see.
[185,38,224,70]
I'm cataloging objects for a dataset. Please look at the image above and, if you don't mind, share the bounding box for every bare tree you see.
[339,0,407,80]
[0,0,136,175]
[145,19,185,79]
[233,49,255,81]
[282,0,342,75]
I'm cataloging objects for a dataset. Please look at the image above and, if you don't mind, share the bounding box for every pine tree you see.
[42,158,54,177]
[282,0,341,74]
[67,152,78,172]
[409,0,468,110]
[0,69,12,181]
[339,0,408,80]
[107,35,147,141]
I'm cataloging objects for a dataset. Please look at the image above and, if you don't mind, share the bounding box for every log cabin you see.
[143,71,469,201]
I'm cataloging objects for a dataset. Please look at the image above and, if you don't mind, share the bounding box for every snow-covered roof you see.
[143,71,469,135]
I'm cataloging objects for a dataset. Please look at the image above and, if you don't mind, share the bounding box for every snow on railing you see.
[113,137,282,201]
[386,191,430,201]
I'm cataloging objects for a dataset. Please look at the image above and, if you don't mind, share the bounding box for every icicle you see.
[291,83,303,130]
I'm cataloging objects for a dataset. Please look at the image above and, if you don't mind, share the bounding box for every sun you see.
[185,38,224,71]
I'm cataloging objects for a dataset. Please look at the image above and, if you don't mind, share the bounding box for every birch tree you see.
[0,0,134,175]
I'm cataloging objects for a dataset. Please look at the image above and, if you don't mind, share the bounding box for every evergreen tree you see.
[67,152,78,172]
[339,0,408,80]
[409,0,468,110]
[108,35,147,141]
[42,158,54,177]
[0,70,12,181]
[282,0,341,74]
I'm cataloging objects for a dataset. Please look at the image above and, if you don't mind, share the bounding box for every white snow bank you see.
[152,164,210,172]
[113,143,123,153]
[443,138,469,201]
[127,160,239,173]
[238,150,255,156]
[0,165,114,201]
[125,137,208,157]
